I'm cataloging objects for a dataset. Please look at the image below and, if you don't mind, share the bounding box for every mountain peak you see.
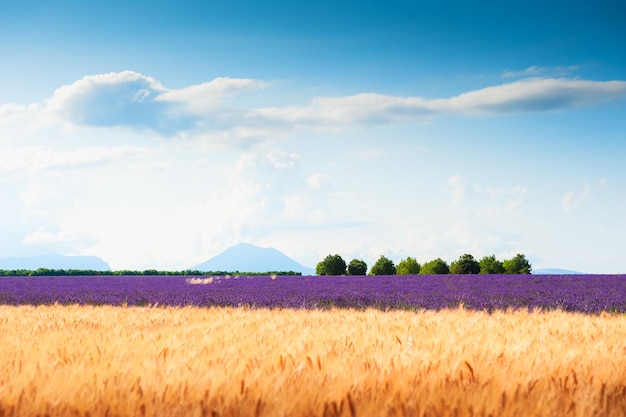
[192,243,314,275]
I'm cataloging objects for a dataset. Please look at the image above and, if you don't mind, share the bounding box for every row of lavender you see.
[0,274,625,313]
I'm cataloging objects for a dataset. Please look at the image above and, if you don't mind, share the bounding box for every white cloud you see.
[448,174,468,204]
[347,149,384,160]
[561,179,610,212]
[486,185,528,211]
[562,182,592,211]
[3,71,625,143]
[42,71,266,136]
[156,77,268,114]
[45,71,169,129]
[250,93,435,125]
[447,176,528,215]
[188,151,370,259]
[0,103,41,127]
[265,151,299,169]
[250,78,626,126]
[444,78,626,114]
[501,65,580,78]
[23,227,86,246]
[200,152,333,240]
[0,145,153,174]
[306,173,333,190]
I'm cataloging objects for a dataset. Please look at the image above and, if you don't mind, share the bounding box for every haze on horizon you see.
[1,0,625,273]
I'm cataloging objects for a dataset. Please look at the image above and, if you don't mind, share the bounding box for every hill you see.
[193,243,315,275]
[0,255,111,271]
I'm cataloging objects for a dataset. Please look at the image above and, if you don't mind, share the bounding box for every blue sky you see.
[1,0,625,272]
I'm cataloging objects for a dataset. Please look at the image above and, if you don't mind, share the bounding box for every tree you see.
[347,259,368,275]
[479,255,504,274]
[420,258,450,274]
[370,255,396,275]
[316,254,347,275]
[503,254,532,274]
[396,257,421,275]
[449,254,480,274]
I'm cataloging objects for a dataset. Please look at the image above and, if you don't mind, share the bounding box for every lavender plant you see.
[1,274,625,313]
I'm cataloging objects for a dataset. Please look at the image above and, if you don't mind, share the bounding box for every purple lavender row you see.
[1,274,625,313]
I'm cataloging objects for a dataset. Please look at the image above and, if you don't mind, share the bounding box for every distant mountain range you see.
[0,249,587,276]
[192,243,315,275]
[0,255,111,271]
[533,268,586,275]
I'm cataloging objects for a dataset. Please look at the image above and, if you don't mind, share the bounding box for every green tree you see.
[420,258,450,274]
[347,259,368,275]
[316,254,347,275]
[396,257,421,275]
[370,255,396,275]
[449,254,480,274]
[479,255,504,274]
[503,254,532,274]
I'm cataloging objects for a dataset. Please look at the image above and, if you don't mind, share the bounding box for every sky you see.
[1,0,625,273]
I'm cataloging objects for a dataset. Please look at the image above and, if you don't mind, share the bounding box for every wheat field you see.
[0,305,625,417]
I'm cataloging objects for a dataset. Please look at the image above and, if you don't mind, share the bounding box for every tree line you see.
[0,254,531,277]
[316,253,531,276]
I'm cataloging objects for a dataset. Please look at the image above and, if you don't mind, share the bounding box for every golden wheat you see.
[0,305,625,417]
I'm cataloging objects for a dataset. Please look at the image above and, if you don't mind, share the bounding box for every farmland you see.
[1,274,625,313]
[1,305,625,417]
[1,274,625,416]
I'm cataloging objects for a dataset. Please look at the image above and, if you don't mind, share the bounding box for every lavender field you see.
[1,274,625,313]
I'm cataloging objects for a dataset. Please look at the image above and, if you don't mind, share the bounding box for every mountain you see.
[0,255,111,271]
[533,268,587,275]
[193,243,315,275]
